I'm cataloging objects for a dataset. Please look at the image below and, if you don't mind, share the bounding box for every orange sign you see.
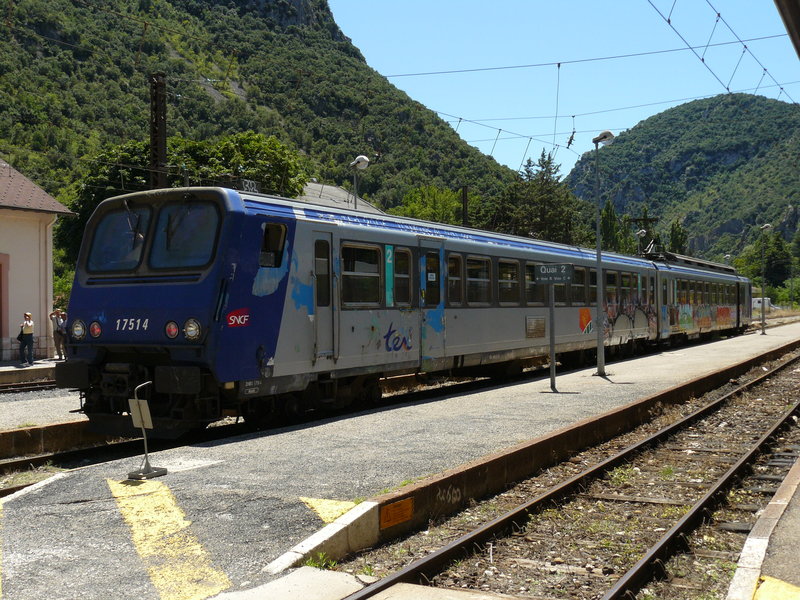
[379,498,414,529]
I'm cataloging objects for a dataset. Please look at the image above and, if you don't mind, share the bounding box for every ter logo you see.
[227,308,251,327]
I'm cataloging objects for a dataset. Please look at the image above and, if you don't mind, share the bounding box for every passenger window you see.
[448,254,463,306]
[589,268,598,306]
[499,260,520,304]
[260,223,287,268]
[572,267,587,306]
[342,245,381,306]
[526,263,547,306]
[467,257,491,305]
[620,273,631,305]
[606,271,618,305]
[424,252,441,307]
[394,249,411,306]
[314,240,330,307]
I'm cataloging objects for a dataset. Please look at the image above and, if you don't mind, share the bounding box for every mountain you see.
[3,2,799,265]
[566,94,800,260]
[0,0,514,208]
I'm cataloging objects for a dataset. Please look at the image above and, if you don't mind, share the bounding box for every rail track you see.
[339,351,800,599]
[0,379,56,394]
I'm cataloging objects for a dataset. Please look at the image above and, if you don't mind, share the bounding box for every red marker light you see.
[89,322,102,338]
[165,321,179,339]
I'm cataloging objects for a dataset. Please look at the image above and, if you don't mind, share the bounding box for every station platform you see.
[0,357,59,383]
[1,325,799,600]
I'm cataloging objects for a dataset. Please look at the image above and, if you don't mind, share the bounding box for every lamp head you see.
[592,130,615,146]
[349,155,370,170]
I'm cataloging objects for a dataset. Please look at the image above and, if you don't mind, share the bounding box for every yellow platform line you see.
[108,479,230,600]
[755,575,800,600]
[299,497,356,524]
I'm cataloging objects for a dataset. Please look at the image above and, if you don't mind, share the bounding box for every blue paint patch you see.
[289,251,314,315]
[425,305,445,333]
[252,246,290,297]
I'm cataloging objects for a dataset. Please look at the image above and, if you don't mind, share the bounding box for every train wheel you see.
[242,398,275,430]
[282,393,307,422]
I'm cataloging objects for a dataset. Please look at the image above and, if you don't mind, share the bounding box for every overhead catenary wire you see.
[383,34,788,78]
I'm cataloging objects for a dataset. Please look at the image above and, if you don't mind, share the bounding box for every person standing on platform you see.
[19,312,34,367]
[49,309,67,360]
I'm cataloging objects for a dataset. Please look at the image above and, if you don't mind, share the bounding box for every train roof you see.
[160,186,746,282]
[237,188,656,270]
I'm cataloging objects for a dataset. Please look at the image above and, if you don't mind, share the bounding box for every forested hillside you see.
[0,0,513,208]
[566,94,800,261]
[3,1,799,273]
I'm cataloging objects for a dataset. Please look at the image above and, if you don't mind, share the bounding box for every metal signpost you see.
[127,381,167,480]
[535,264,574,392]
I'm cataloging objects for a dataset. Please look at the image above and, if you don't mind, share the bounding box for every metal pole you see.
[549,284,557,392]
[761,239,766,334]
[594,142,606,375]
[353,172,358,210]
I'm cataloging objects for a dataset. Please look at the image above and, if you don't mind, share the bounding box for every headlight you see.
[89,321,102,338]
[72,320,86,340]
[165,321,179,339]
[184,318,202,341]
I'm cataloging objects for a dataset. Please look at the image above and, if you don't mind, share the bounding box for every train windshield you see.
[87,206,151,272]
[150,201,220,269]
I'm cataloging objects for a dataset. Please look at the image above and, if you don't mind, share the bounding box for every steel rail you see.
[602,396,800,599]
[344,352,800,600]
[0,379,56,394]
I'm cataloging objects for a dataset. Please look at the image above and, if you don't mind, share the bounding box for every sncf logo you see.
[227,308,251,327]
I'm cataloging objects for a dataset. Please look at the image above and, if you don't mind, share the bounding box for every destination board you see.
[535,263,574,284]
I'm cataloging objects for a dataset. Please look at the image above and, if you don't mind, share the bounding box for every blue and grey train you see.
[55,186,752,436]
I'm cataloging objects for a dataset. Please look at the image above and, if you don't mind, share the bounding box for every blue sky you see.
[327,0,800,175]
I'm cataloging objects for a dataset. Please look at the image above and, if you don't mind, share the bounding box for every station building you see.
[0,159,72,362]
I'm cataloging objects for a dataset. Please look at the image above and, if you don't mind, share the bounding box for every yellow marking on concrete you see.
[108,479,230,600]
[755,576,800,600]
[299,497,356,524]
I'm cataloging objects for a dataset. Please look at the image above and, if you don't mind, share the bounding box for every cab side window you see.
[260,223,287,268]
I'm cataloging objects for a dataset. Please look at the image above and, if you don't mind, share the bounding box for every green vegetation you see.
[303,552,337,570]
[3,1,800,302]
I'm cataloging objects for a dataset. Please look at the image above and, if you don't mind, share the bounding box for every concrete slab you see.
[213,567,373,600]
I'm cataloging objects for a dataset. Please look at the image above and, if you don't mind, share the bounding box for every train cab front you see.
[55,188,243,438]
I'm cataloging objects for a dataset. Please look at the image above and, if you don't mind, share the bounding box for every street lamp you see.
[759,223,772,335]
[349,155,370,210]
[592,130,614,376]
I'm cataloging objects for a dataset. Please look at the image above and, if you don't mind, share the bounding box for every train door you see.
[312,232,335,363]
[419,238,446,370]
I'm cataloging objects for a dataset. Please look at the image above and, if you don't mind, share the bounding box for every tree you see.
[668,219,688,254]
[388,185,478,225]
[55,131,307,270]
[490,152,591,245]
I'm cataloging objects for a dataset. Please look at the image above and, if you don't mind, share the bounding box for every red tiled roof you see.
[0,160,73,215]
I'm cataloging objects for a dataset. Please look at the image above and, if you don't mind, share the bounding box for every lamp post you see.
[760,223,772,334]
[349,155,370,210]
[592,130,614,376]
